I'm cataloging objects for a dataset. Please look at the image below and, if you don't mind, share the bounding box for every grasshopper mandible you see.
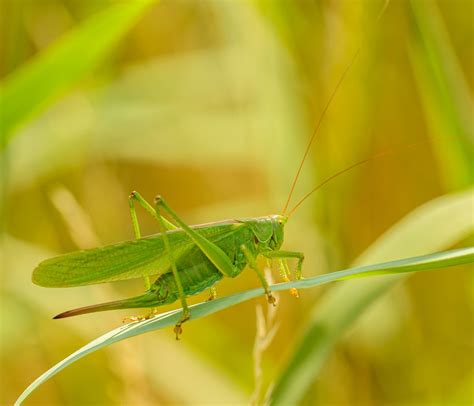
[33,52,370,339]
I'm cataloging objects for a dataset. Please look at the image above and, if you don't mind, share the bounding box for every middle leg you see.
[207,286,217,302]
[155,204,190,340]
[241,245,276,306]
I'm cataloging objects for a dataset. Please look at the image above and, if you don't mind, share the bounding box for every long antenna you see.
[286,140,422,218]
[286,156,382,218]
[281,0,390,216]
[281,52,359,215]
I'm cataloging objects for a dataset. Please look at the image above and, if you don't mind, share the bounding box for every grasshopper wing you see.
[32,230,194,287]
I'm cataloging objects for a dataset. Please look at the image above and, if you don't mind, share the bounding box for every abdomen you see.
[150,262,223,305]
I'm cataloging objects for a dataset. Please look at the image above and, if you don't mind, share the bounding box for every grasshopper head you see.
[240,215,287,250]
[270,214,287,250]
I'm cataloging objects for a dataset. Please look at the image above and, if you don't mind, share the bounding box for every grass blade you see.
[408,0,473,189]
[269,188,474,405]
[15,247,474,405]
[0,0,155,148]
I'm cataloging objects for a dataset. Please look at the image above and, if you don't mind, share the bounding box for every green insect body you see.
[35,212,293,326]
[150,217,285,300]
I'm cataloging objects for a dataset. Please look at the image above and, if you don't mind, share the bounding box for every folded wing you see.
[33,230,193,287]
[32,221,243,287]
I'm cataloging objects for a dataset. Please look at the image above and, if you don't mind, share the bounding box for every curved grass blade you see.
[0,0,156,147]
[15,248,474,405]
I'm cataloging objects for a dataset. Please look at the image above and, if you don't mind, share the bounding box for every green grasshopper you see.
[32,57,369,339]
[34,192,303,337]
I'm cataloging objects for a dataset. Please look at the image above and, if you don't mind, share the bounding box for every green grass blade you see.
[0,0,155,148]
[15,247,474,405]
[269,188,474,405]
[408,0,473,189]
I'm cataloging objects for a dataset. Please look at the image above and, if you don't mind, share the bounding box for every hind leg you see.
[154,195,245,338]
[154,204,190,339]
[124,192,172,322]
[128,191,177,290]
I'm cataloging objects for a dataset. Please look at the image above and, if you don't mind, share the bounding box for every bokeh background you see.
[1,0,473,404]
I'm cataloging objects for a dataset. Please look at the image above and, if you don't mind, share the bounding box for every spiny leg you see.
[129,191,177,290]
[264,250,304,297]
[278,258,290,282]
[278,259,299,298]
[241,244,276,306]
[128,193,151,290]
[263,250,304,277]
[207,286,217,302]
[129,191,177,231]
[122,193,154,323]
[154,202,190,340]
[154,196,239,279]
[124,191,179,323]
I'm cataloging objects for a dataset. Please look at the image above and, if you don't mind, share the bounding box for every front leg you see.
[263,250,304,279]
[263,250,304,297]
[241,245,276,306]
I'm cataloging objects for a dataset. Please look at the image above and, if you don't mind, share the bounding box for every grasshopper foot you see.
[267,293,277,307]
[174,324,183,340]
[123,315,145,324]
[174,313,190,340]
[123,308,159,324]
[290,288,299,298]
[206,286,217,302]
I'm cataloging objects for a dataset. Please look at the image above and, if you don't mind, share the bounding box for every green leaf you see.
[15,247,474,405]
[269,188,474,405]
[0,0,155,148]
[408,0,474,189]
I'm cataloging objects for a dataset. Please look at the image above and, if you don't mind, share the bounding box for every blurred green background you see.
[1,0,473,404]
